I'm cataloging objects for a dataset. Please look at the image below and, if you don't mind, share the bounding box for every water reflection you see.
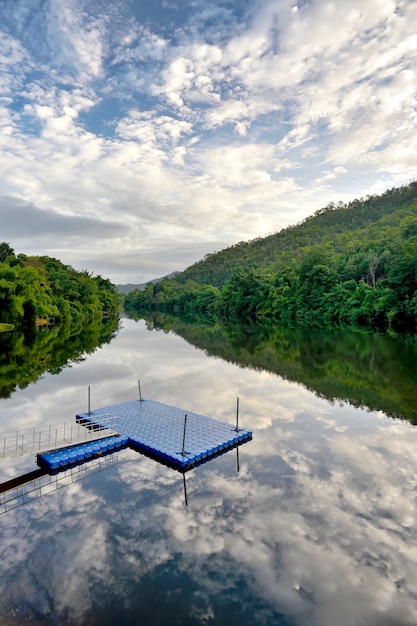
[0,456,118,515]
[142,314,417,424]
[0,317,120,399]
[1,318,417,625]
[0,434,249,514]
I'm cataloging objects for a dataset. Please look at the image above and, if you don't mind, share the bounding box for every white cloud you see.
[0,0,415,282]
[44,0,107,81]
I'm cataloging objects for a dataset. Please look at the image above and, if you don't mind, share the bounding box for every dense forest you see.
[0,243,120,330]
[125,181,417,335]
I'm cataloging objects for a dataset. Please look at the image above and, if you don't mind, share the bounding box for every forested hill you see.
[174,181,417,287]
[0,243,120,330]
[125,181,417,335]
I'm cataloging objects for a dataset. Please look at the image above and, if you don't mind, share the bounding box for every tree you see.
[366,251,381,289]
[0,242,14,263]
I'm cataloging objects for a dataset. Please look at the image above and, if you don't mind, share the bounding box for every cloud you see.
[0,196,128,242]
[0,0,416,283]
[42,0,108,82]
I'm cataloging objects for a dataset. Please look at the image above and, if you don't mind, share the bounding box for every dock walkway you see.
[37,398,252,471]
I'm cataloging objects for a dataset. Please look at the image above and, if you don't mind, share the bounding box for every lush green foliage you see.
[125,182,417,334]
[0,323,14,332]
[0,246,120,329]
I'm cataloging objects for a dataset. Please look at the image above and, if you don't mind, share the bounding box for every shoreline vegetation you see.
[125,182,417,337]
[0,242,120,332]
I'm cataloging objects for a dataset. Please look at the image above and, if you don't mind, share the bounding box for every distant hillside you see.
[117,272,179,294]
[125,181,417,335]
[172,181,417,288]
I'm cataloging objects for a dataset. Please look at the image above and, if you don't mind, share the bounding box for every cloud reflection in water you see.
[0,319,416,625]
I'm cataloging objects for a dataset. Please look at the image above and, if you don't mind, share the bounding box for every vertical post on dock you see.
[138,379,142,402]
[235,396,240,432]
[88,385,91,416]
[182,414,188,456]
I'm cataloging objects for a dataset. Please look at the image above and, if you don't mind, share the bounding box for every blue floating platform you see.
[76,399,252,470]
[37,435,129,471]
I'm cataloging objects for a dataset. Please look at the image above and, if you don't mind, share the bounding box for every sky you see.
[0,0,416,284]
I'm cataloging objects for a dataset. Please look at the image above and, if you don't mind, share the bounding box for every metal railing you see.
[0,455,118,515]
[0,414,119,459]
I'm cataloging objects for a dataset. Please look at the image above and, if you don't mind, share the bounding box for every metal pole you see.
[183,473,188,507]
[88,385,91,415]
[235,396,240,432]
[138,379,142,402]
[182,414,188,456]
[236,446,240,473]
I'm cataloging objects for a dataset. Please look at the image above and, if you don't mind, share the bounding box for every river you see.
[0,317,416,625]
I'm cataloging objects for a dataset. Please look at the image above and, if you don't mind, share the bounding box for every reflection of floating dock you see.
[72,398,252,470]
[0,456,118,515]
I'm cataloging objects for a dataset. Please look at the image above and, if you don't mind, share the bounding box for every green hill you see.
[125,181,417,335]
[173,182,417,287]
[0,246,120,330]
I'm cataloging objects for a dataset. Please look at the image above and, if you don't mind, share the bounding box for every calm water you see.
[1,318,417,626]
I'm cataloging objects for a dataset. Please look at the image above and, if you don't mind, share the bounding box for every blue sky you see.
[0,0,416,283]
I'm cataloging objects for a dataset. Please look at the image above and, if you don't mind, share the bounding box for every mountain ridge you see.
[117,271,179,294]
[170,181,417,288]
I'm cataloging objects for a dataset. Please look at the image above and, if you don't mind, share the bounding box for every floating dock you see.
[1,415,119,459]
[77,399,252,470]
[37,435,129,471]
[36,399,252,472]
[77,399,252,469]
